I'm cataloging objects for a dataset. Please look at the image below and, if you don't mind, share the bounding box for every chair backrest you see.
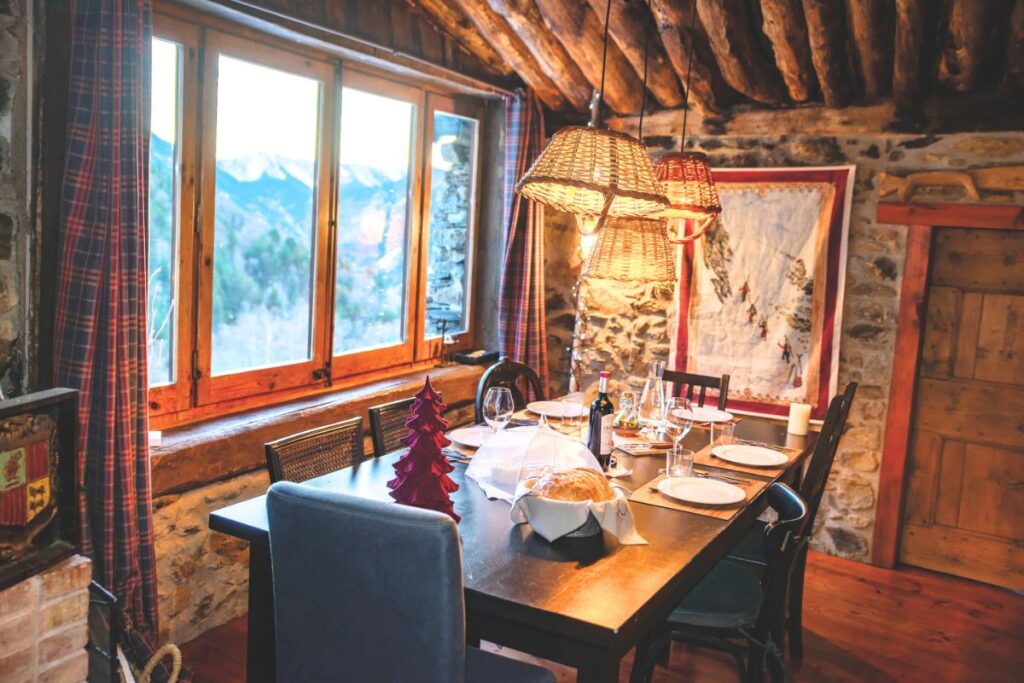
[475,356,544,422]
[368,397,415,457]
[661,369,730,410]
[267,482,466,683]
[264,417,365,483]
[755,482,809,638]
[799,382,857,530]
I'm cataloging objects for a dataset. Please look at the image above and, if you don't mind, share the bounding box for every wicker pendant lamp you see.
[652,0,720,244]
[515,0,667,234]
[582,216,676,283]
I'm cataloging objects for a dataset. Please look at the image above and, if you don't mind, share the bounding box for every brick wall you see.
[0,555,91,683]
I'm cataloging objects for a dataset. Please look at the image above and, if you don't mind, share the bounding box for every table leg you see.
[246,542,276,683]
[576,650,621,683]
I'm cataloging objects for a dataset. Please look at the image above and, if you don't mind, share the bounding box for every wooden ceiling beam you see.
[938,0,1015,92]
[584,0,685,109]
[438,0,570,110]
[1009,0,1024,88]
[532,0,645,115]
[649,0,728,114]
[695,0,787,105]
[892,0,931,110]
[801,0,852,107]
[485,0,592,111]
[759,0,818,102]
[403,0,513,77]
[846,0,894,100]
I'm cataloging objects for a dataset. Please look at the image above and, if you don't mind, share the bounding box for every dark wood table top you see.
[210,417,814,651]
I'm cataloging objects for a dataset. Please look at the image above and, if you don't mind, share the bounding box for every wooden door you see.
[901,227,1024,591]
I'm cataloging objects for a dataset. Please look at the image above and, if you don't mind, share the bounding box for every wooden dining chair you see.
[475,356,544,422]
[630,482,809,683]
[264,416,365,484]
[661,369,730,410]
[266,482,557,682]
[726,381,858,660]
[368,397,415,457]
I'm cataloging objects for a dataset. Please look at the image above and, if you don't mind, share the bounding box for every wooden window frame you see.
[415,94,485,363]
[871,202,1024,568]
[148,6,484,428]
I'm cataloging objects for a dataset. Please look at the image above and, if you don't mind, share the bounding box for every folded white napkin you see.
[510,482,648,545]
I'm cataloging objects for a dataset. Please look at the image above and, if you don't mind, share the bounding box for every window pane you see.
[425,111,478,337]
[148,37,180,387]
[333,87,414,356]
[211,55,320,375]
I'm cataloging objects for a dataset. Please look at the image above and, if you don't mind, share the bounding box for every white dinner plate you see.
[448,425,536,449]
[447,426,487,449]
[712,444,788,467]
[673,406,734,423]
[657,476,746,506]
[527,400,585,419]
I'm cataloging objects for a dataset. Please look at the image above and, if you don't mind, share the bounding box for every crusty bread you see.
[525,467,615,502]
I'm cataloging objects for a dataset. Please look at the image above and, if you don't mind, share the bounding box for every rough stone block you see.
[40,556,92,600]
[40,591,89,633]
[37,650,88,683]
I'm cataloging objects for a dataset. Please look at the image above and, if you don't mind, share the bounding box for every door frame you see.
[871,201,1024,567]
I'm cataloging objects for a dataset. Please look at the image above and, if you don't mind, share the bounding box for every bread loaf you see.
[525,467,615,502]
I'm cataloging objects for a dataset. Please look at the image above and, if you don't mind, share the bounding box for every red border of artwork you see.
[673,167,853,420]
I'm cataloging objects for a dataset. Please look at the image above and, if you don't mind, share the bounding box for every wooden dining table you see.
[209,412,814,683]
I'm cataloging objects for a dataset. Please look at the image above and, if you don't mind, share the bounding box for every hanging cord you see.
[638,0,653,139]
[595,0,613,127]
[680,0,698,151]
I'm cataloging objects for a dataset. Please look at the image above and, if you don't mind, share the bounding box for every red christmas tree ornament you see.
[387,377,461,522]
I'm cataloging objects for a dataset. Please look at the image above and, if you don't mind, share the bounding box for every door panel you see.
[901,227,1024,591]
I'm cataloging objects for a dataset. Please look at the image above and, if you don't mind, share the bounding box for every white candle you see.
[787,403,811,436]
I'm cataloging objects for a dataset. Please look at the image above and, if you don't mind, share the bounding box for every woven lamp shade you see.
[654,151,722,223]
[582,216,676,283]
[516,126,668,221]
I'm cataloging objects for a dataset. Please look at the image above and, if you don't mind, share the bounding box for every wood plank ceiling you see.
[406,0,1023,125]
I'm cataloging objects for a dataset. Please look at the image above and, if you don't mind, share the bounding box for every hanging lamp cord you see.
[680,0,698,150]
[638,0,652,139]
[595,0,613,127]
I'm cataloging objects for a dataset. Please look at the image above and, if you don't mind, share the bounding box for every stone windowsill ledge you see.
[150,364,484,497]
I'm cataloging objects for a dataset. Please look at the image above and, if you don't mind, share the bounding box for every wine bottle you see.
[588,371,615,470]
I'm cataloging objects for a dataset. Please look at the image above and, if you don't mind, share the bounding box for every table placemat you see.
[629,471,770,520]
[695,439,799,477]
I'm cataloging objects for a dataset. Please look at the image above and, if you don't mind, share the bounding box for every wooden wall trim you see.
[872,223,933,567]
[877,202,1024,229]
[871,202,1024,567]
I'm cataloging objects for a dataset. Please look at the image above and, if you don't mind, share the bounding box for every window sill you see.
[150,363,484,496]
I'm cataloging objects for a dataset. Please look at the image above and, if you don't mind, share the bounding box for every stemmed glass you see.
[663,397,694,447]
[482,387,515,434]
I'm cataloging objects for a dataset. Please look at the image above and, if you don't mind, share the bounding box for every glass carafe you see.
[638,360,666,435]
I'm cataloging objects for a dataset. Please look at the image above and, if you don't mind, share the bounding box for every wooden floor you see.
[181,551,1024,682]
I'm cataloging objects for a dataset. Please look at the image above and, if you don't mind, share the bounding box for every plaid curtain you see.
[499,89,549,397]
[53,2,181,677]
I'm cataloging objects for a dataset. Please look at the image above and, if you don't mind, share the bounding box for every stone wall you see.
[545,130,1024,562]
[0,0,33,396]
[0,555,92,682]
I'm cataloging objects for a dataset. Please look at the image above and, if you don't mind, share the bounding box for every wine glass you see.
[664,397,694,447]
[482,387,514,433]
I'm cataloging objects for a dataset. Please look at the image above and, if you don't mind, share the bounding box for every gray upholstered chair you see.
[266,482,556,683]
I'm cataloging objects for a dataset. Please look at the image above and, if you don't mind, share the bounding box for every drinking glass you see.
[666,445,695,478]
[482,387,514,433]
[665,397,694,446]
[711,421,735,446]
[560,396,583,434]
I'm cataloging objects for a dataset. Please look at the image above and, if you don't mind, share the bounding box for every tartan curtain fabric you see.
[499,89,549,398]
[53,0,161,649]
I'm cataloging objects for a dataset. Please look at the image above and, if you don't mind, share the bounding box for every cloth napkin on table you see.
[510,482,647,545]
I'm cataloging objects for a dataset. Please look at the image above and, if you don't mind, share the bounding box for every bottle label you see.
[600,413,614,455]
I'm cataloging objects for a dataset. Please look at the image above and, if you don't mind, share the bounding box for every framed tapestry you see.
[670,166,855,420]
